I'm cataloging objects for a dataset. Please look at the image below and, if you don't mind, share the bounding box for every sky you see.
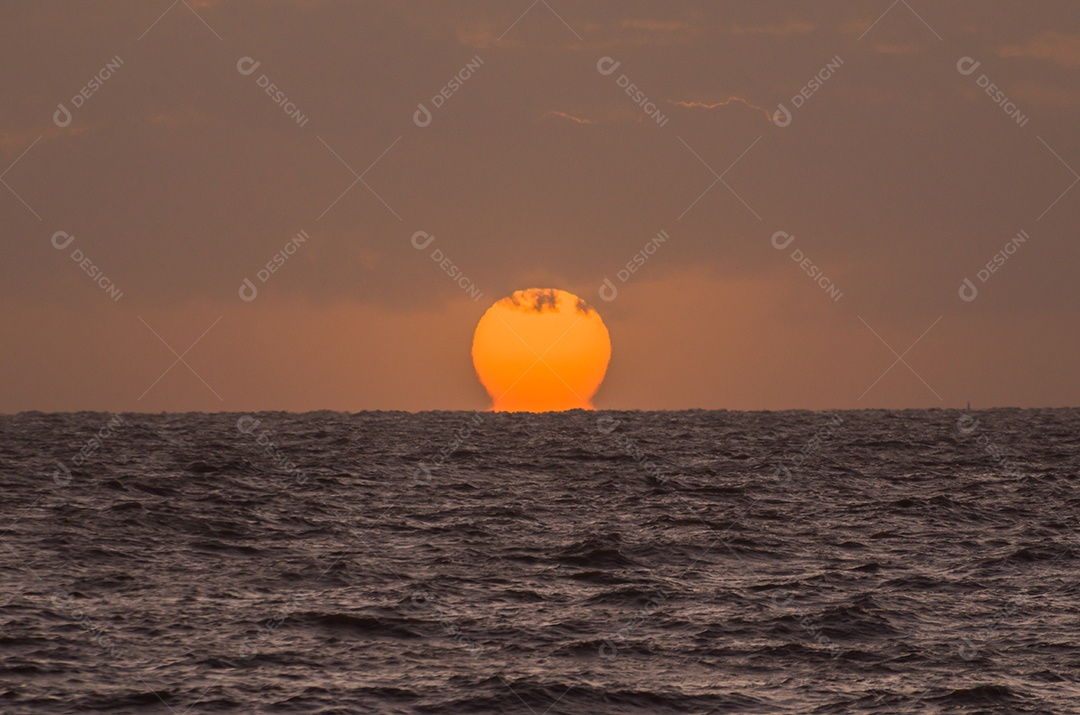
[1,0,1078,412]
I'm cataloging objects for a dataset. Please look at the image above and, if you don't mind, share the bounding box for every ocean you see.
[1,408,1078,713]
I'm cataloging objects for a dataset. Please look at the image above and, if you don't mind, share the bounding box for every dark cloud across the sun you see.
[500,288,598,316]
[503,289,559,313]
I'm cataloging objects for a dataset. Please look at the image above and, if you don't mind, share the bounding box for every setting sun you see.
[472,288,611,412]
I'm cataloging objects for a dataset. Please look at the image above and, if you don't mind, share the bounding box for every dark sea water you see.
[1,409,1079,714]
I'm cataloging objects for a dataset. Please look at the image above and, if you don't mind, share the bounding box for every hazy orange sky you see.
[2,1,1078,412]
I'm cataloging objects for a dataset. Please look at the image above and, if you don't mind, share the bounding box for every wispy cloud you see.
[999,32,1080,67]
[541,110,592,125]
[872,42,920,55]
[669,97,774,124]
[730,19,815,37]
[613,17,696,46]
[0,125,93,159]
[620,18,691,33]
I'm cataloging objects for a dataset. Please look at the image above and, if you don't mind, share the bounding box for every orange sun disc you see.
[471,288,612,412]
